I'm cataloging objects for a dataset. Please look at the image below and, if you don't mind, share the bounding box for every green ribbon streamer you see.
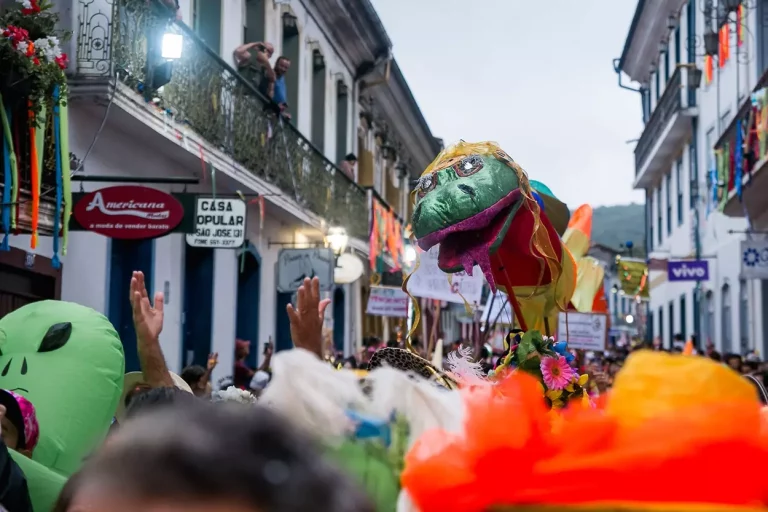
[718,142,730,212]
[59,99,71,255]
[0,95,18,229]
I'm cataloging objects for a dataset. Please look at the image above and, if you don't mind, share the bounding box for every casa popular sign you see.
[667,260,709,282]
[186,197,246,248]
[73,186,184,240]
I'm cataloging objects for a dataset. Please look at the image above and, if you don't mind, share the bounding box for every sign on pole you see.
[556,312,608,351]
[667,260,709,281]
[407,245,484,305]
[277,248,335,292]
[365,286,409,318]
[186,197,246,248]
[741,239,768,279]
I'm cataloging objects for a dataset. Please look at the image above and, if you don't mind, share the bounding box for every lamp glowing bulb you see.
[161,32,183,60]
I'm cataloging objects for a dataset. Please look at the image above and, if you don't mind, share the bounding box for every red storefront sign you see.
[73,186,184,239]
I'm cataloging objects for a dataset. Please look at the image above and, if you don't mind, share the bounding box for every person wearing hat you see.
[0,395,34,511]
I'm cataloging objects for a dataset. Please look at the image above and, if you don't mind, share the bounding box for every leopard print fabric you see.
[368,348,457,389]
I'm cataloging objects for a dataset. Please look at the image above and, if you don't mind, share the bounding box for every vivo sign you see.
[667,260,709,281]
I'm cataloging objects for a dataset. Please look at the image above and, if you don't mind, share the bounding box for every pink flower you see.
[540,355,577,391]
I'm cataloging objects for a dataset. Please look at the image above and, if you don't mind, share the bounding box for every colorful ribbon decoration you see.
[28,102,39,249]
[52,86,63,269]
[0,98,12,251]
[60,100,71,256]
[735,119,743,199]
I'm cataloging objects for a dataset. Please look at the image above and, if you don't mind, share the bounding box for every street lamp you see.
[404,244,417,266]
[325,226,348,255]
[626,314,635,324]
[161,32,183,60]
[677,63,703,90]
[704,29,719,57]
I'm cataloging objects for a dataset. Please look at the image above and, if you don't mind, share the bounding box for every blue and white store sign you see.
[741,239,768,279]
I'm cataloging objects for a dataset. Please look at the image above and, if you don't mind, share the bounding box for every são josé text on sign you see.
[186,198,246,248]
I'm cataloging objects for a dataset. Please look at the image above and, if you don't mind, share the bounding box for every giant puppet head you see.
[411,141,576,332]
[0,300,124,476]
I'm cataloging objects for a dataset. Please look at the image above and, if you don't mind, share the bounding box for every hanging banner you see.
[667,260,709,281]
[407,245,484,305]
[365,286,409,318]
[557,312,608,351]
[741,239,768,279]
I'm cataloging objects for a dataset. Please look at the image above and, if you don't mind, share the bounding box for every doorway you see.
[243,0,265,44]
[236,243,261,368]
[182,246,214,368]
[0,247,60,320]
[311,49,327,149]
[108,238,154,372]
[275,291,293,352]
[333,287,344,353]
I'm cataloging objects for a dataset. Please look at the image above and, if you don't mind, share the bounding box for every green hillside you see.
[589,203,646,257]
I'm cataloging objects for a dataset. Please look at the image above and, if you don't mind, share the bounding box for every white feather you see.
[260,349,372,439]
[365,367,464,449]
[446,346,487,386]
[397,490,420,512]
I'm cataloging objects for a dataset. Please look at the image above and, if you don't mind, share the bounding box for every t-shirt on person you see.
[273,76,287,105]
[233,360,253,390]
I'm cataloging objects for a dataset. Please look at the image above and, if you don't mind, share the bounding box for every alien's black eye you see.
[38,322,72,353]
[453,155,484,177]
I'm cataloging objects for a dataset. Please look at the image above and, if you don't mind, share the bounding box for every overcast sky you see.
[369,0,645,208]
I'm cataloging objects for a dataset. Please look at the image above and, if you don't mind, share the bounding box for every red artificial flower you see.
[4,25,30,45]
[21,0,41,15]
[32,57,40,65]
[55,53,68,69]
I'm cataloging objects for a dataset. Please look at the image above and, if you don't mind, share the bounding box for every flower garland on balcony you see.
[0,0,71,260]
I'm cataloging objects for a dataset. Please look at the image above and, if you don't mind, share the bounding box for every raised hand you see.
[130,271,164,343]
[286,277,331,358]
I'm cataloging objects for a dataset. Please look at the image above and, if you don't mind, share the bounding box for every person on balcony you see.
[234,41,275,93]
[270,56,293,121]
[339,153,357,180]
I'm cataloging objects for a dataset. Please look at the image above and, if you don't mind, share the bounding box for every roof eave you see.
[618,0,647,75]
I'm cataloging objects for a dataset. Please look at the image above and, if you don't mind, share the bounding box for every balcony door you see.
[182,246,214,368]
[109,239,154,372]
[0,247,60,321]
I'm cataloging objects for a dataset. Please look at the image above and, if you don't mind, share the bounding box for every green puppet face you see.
[412,151,522,281]
[0,300,124,476]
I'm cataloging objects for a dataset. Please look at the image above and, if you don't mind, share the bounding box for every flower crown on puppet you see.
[487,330,589,409]
[403,351,768,512]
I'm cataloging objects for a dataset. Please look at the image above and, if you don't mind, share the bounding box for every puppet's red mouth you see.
[416,191,521,290]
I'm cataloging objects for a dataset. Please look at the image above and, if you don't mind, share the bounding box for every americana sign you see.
[72,186,185,240]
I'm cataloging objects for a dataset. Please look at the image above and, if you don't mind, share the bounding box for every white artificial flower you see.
[33,36,62,62]
[18,0,32,9]
[212,386,257,405]
[16,41,28,55]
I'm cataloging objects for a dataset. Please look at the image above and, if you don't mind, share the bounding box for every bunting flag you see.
[60,101,72,256]
[27,103,39,249]
[719,24,730,67]
[704,55,714,85]
[738,4,745,46]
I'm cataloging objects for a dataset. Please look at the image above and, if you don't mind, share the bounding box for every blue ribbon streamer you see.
[52,87,62,268]
[1,106,10,251]
[735,120,743,200]
[345,410,392,447]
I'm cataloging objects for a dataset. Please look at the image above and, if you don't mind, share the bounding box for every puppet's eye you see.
[454,155,484,177]
[38,322,72,353]
[417,172,438,198]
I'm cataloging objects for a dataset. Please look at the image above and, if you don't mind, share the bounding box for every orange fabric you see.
[705,55,714,84]
[28,103,39,249]
[591,285,608,314]
[567,204,592,238]
[682,339,694,356]
[403,352,768,512]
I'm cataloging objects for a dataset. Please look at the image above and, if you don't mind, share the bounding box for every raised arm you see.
[130,271,174,388]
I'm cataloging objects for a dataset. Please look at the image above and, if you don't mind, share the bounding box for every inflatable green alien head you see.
[0,300,124,476]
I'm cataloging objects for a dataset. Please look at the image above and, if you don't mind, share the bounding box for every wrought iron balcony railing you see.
[73,0,369,240]
[635,67,683,174]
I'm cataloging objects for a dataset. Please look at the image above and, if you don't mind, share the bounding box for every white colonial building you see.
[618,0,768,354]
[0,0,438,384]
